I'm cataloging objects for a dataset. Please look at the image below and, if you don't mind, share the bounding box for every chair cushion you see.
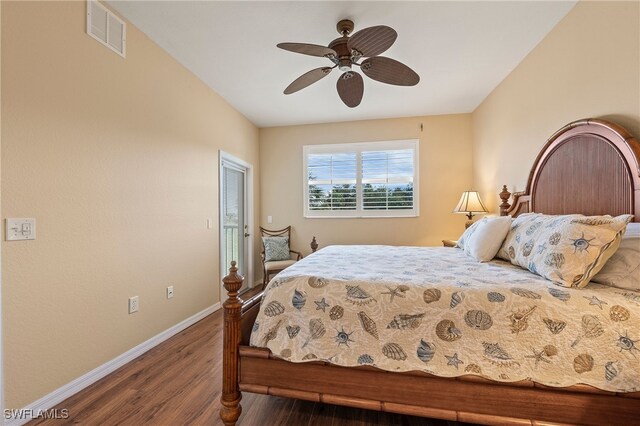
[263,236,290,261]
[264,259,297,272]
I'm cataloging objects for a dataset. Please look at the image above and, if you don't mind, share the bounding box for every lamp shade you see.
[453,191,488,214]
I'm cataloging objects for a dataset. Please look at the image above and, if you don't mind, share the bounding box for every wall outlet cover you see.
[128,296,139,314]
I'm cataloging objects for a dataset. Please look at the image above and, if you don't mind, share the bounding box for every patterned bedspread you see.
[249,245,640,392]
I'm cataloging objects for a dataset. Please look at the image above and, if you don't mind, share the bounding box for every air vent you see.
[87,0,126,57]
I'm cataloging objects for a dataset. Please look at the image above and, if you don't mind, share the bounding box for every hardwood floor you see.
[31,309,467,425]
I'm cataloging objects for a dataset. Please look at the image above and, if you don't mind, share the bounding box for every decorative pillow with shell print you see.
[497,213,633,288]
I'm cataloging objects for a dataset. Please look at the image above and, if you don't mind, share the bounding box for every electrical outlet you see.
[128,296,139,314]
[167,286,174,299]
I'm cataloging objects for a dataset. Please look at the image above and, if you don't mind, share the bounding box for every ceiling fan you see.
[277,19,420,108]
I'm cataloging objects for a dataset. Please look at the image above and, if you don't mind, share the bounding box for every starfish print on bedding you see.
[314,298,330,312]
[583,295,608,310]
[381,285,408,302]
[445,353,464,369]
[525,347,551,368]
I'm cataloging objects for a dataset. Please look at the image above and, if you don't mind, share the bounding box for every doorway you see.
[219,151,253,300]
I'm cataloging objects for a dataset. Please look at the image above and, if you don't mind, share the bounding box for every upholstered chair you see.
[260,226,302,286]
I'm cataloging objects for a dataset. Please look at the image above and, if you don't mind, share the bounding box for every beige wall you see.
[472,1,640,212]
[259,114,474,253]
[1,1,259,408]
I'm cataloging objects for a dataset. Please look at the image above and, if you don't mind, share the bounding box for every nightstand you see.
[442,239,458,247]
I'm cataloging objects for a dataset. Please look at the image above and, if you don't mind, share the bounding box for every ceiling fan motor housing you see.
[329,36,352,71]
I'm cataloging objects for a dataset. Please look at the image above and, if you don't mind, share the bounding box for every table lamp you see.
[453,191,488,229]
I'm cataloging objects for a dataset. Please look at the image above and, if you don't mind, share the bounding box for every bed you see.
[219,118,640,425]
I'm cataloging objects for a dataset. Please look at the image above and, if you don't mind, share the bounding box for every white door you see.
[219,152,253,298]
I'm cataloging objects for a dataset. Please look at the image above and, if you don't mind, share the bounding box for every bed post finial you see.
[220,261,244,426]
[499,185,511,216]
[310,236,318,253]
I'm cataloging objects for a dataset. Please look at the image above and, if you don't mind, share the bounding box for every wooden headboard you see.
[500,118,640,222]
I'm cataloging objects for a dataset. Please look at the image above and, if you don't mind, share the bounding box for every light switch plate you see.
[267,215,273,224]
[6,218,36,241]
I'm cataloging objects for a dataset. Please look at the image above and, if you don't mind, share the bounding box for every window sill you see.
[304,214,419,219]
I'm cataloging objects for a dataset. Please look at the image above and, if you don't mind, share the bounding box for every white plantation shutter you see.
[362,149,414,210]
[307,152,357,211]
[304,140,418,218]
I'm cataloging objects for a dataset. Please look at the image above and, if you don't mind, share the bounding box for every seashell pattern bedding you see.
[249,245,640,392]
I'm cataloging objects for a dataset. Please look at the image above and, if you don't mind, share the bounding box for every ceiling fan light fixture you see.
[338,58,352,72]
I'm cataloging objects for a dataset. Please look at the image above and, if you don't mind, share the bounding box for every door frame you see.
[218,151,254,302]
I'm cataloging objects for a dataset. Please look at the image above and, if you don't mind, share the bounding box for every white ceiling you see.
[108,1,576,128]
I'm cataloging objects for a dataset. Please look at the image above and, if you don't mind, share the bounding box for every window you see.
[303,140,419,218]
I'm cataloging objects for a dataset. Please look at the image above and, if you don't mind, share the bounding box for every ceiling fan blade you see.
[277,42,336,58]
[347,26,397,57]
[360,57,420,86]
[336,71,364,108]
[284,67,333,94]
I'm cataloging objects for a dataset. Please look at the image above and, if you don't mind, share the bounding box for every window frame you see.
[303,139,419,218]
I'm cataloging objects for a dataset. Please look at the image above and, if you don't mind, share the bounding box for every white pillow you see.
[456,219,482,250]
[459,216,512,262]
[592,222,640,291]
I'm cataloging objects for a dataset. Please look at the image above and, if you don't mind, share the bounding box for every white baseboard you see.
[5,303,220,426]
